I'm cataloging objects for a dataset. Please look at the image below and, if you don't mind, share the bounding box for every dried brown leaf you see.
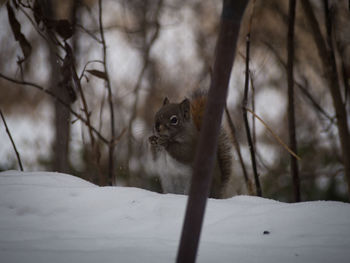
[86,70,108,81]
[6,2,32,63]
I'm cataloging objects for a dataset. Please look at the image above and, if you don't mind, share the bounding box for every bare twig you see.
[224,106,254,195]
[242,33,262,196]
[126,0,163,166]
[263,41,335,123]
[295,79,335,122]
[240,0,262,197]
[245,107,301,161]
[250,72,256,146]
[112,128,127,146]
[19,4,66,51]
[0,109,24,171]
[0,72,109,145]
[79,60,104,80]
[76,23,102,43]
[73,62,95,147]
[98,0,116,185]
[17,5,51,47]
[301,0,350,199]
[61,40,96,151]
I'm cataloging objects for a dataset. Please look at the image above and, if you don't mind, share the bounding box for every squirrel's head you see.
[154,97,191,138]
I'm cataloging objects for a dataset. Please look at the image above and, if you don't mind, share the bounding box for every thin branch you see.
[73,64,95,147]
[245,107,301,161]
[18,5,65,63]
[20,5,65,51]
[263,41,334,123]
[75,24,102,43]
[242,34,262,196]
[250,72,256,147]
[79,60,104,80]
[127,0,163,166]
[224,106,254,195]
[60,38,95,152]
[0,72,109,145]
[98,0,116,186]
[301,0,350,199]
[295,78,335,122]
[0,109,24,171]
[18,5,51,46]
[287,0,300,202]
[112,128,127,146]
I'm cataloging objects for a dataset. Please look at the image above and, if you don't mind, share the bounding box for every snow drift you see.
[0,170,349,263]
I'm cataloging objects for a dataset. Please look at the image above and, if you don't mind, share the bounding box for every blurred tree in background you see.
[0,0,349,202]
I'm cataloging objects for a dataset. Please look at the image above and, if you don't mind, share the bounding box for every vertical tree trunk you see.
[44,0,71,173]
[52,83,71,173]
[98,0,115,186]
[287,0,301,202]
[301,0,350,199]
[176,1,248,262]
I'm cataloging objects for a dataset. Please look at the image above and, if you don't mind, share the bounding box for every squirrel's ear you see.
[163,97,170,105]
[180,98,190,120]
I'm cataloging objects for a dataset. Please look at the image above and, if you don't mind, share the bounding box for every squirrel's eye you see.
[170,115,178,125]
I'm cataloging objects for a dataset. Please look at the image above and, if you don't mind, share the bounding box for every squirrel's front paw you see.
[149,135,158,145]
[157,136,169,147]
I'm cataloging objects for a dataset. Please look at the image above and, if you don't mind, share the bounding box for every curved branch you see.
[0,72,109,145]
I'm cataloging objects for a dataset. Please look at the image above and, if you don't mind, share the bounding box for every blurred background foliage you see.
[0,0,349,202]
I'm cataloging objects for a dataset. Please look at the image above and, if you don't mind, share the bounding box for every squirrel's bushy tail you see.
[190,96,206,131]
[190,89,209,131]
[189,89,233,198]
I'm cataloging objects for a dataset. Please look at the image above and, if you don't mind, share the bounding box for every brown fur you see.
[149,94,233,198]
[190,95,207,131]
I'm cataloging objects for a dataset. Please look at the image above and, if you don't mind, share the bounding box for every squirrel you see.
[149,91,233,199]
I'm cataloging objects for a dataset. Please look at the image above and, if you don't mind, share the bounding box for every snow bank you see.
[0,171,349,263]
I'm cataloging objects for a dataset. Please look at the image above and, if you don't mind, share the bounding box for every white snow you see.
[0,171,349,263]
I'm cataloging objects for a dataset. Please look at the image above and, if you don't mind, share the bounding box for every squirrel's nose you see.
[159,124,165,132]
